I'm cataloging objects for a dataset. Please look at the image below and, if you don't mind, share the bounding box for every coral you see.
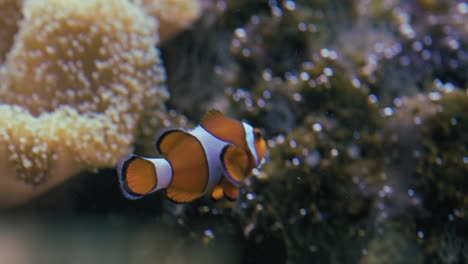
[418,90,468,211]
[379,86,468,261]
[133,0,202,43]
[159,0,467,262]
[0,0,168,207]
[0,0,22,63]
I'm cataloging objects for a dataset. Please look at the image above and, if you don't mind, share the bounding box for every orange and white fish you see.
[117,110,267,203]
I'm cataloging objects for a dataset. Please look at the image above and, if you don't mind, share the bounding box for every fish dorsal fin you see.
[221,145,250,187]
[155,129,188,155]
[201,109,224,127]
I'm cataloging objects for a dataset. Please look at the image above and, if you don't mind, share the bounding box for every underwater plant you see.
[0,0,170,207]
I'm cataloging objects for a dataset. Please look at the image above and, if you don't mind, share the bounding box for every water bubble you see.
[447,38,460,50]
[262,69,272,81]
[368,94,378,104]
[408,189,415,197]
[399,24,415,39]
[305,151,321,167]
[382,107,394,116]
[463,157,468,164]
[394,97,403,107]
[450,118,458,125]
[234,28,247,39]
[457,2,467,14]
[347,144,361,159]
[428,92,441,101]
[320,48,330,58]
[284,0,296,11]
[289,140,298,148]
[353,131,361,139]
[300,72,310,81]
[421,50,431,60]
[285,72,299,83]
[423,36,432,46]
[312,123,322,132]
[417,231,424,239]
[308,80,317,88]
[302,61,314,69]
[330,148,339,157]
[299,208,307,216]
[216,0,227,11]
[251,15,260,24]
[377,202,385,210]
[352,78,361,88]
[383,185,393,193]
[399,56,410,66]
[246,193,255,200]
[413,116,422,125]
[412,41,423,52]
[256,204,264,211]
[257,99,266,108]
[442,82,455,93]
[292,157,301,166]
[242,48,251,57]
[276,134,285,144]
[244,223,256,236]
[374,42,385,53]
[271,6,283,16]
[263,89,272,99]
[323,67,334,76]
[318,74,329,84]
[304,245,316,253]
[204,229,215,239]
[298,22,307,32]
[362,248,368,255]
[292,93,303,101]
[308,24,317,32]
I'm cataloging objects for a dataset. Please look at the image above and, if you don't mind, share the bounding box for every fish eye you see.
[254,129,264,140]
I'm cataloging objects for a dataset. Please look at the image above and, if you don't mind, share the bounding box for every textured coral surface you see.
[0,0,168,207]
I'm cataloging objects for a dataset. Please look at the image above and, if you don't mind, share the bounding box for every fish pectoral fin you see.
[211,185,224,200]
[155,129,189,155]
[220,177,240,201]
[166,187,202,203]
[220,145,249,187]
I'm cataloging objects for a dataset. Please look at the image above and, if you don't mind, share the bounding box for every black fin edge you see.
[220,145,242,187]
[117,154,143,200]
[154,128,186,155]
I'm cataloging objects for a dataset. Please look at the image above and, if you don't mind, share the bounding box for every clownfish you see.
[117,110,267,203]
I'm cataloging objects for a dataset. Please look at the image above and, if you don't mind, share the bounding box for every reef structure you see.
[0,0,178,208]
[132,0,202,43]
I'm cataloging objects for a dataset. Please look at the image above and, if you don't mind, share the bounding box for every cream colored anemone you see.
[0,0,22,63]
[133,0,202,43]
[0,0,169,208]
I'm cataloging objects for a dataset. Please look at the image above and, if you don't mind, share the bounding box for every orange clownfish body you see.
[117,110,267,203]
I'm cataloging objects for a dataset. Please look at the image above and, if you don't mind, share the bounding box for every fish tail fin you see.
[118,155,172,200]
